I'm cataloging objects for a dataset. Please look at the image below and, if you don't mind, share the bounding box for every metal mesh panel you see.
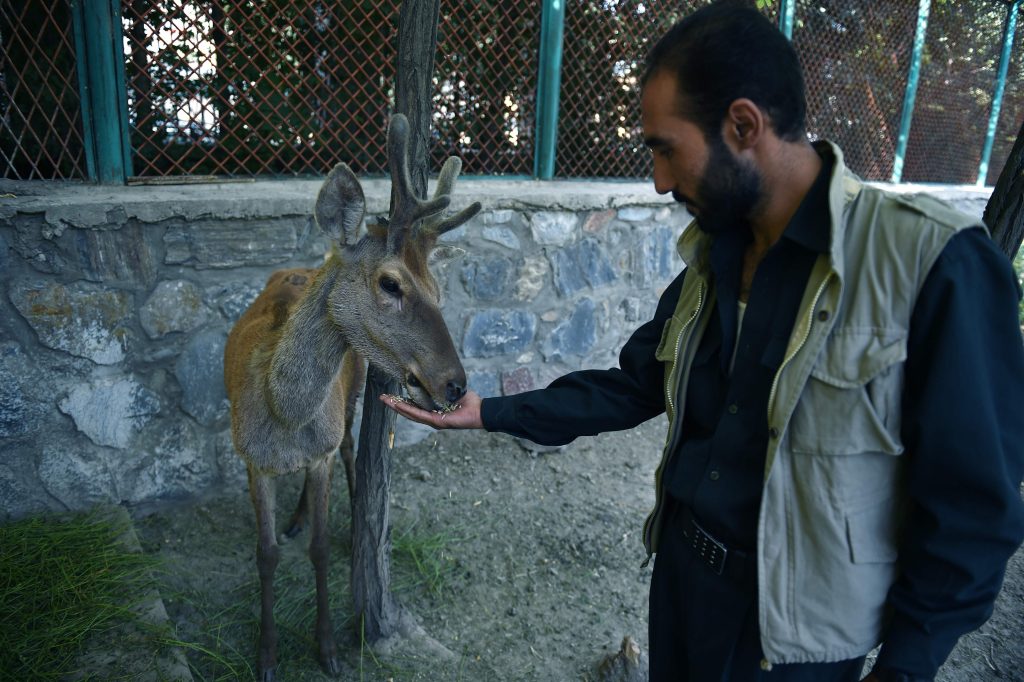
[793,0,917,182]
[555,1,778,179]
[432,2,539,176]
[0,0,86,180]
[122,0,398,177]
[121,0,539,178]
[902,0,1006,185]
[557,0,697,179]
[986,7,1023,187]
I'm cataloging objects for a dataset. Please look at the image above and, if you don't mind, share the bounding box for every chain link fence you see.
[0,0,1020,183]
[0,0,86,180]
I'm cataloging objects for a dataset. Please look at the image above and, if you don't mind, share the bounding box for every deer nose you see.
[445,381,466,403]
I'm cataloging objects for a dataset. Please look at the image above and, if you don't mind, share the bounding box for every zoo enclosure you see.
[1,0,1020,185]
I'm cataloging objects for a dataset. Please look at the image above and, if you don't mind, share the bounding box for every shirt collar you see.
[780,149,834,254]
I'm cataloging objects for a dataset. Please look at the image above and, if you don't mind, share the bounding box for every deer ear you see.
[315,163,365,245]
[427,245,467,266]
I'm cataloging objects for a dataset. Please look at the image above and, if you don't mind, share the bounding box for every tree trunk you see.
[984,120,1024,261]
[350,364,402,643]
[350,0,441,644]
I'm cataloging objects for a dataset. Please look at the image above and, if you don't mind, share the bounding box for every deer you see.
[223,113,480,680]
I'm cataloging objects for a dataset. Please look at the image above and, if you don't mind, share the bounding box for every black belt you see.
[676,504,756,588]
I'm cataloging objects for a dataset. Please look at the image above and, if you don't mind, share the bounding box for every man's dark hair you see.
[642,0,807,142]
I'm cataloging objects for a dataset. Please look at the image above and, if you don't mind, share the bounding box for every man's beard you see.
[688,135,762,236]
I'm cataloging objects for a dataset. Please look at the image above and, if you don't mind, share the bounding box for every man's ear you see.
[722,98,764,152]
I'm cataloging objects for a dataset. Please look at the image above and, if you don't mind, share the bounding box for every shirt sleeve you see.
[479,268,687,446]
[874,228,1024,679]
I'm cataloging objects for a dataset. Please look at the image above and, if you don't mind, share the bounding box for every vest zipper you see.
[643,280,706,563]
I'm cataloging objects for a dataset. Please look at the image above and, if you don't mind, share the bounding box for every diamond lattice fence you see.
[121,0,398,177]
[794,0,917,181]
[0,0,86,180]
[903,0,1008,184]
[432,1,540,176]
[121,0,539,178]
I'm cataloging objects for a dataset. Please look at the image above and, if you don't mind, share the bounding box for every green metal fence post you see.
[977,0,1019,187]
[778,0,795,40]
[534,0,566,179]
[71,0,132,183]
[892,0,930,184]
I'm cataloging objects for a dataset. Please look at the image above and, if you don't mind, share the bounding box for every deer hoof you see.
[258,665,277,682]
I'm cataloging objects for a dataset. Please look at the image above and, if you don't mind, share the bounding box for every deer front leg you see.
[307,457,341,675]
[248,467,280,682]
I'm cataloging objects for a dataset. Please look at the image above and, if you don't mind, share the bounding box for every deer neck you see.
[267,264,349,428]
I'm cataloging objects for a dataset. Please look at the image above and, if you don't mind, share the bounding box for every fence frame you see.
[71,0,132,183]
[60,0,1022,184]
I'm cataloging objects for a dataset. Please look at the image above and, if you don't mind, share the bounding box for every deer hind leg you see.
[248,466,280,682]
[306,457,341,675]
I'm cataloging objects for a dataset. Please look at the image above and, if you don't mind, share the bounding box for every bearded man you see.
[384,2,1024,680]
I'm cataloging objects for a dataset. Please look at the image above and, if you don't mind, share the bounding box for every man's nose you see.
[652,157,674,195]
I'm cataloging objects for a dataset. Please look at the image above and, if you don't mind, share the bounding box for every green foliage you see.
[0,511,160,679]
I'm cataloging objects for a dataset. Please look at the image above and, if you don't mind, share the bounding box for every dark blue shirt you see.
[662,155,833,552]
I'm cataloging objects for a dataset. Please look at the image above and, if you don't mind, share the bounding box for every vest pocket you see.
[846,497,899,564]
[790,328,907,456]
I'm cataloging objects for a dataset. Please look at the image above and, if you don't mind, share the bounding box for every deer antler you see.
[386,114,450,254]
[421,156,482,239]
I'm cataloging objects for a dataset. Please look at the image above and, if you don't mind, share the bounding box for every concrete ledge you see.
[0,178,675,228]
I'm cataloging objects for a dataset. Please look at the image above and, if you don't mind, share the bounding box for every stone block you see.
[175,328,228,426]
[501,366,535,395]
[140,280,211,339]
[209,281,263,322]
[0,344,39,439]
[38,445,118,509]
[438,225,467,243]
[549,238,617,297]
[583,209,616,233]
[59,376,161,449]
[71,223,159,285]
[514,255,549,302]
[620,297,642,323]
[463,309,536,358]
[467,369,500,399]
[164,219,297,269]
[121,419,214,502]
[461,256,512,301]
[617,206,654,222]
[482,209,516,225]
[635,226,679,287]
[0,229,10,272]
[481,226,521,250]
[530,211,578,246]
[544,298,598,360]
[9,280,131,365]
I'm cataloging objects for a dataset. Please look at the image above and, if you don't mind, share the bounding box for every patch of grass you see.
[392,522,462,598]
[0,510,160,680]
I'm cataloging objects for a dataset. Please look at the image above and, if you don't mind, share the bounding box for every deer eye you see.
[379,276,401,296]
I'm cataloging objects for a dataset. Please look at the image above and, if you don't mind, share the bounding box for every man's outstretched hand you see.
[380,390,484,430]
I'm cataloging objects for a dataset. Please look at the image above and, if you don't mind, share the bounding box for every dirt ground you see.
[133,417,1024,681]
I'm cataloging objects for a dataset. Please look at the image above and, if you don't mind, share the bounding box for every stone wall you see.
[0,179,992,518]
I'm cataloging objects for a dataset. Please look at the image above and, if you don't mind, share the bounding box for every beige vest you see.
[644,142,982,664]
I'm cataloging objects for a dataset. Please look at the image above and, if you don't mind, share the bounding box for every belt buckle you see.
[690,517,728,576]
